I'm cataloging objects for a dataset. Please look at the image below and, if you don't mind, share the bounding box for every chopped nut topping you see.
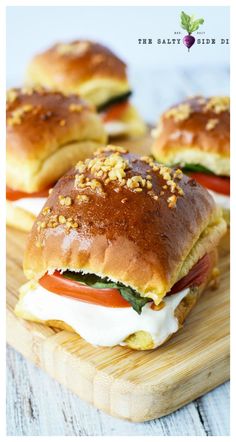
[75,161,87,174]
[59,195,72,206]
[140,156,155,167]
[7,89,18,103]
[173,169,183,180]
[56,41,91,55]
[121,197,128,203]
[127,175,146,189]
[73,147,185,206]
[7,104,33,126]
[42,207,51,215]
[49,188,53,195]
[165,103,192,122]
[204,96,230,114]
[159,165,172,181]
[69,103,83,112]
[59,215,66,224]
[166,180,177,193]
[59,119,66,126]
[167,195,177,208]
[133,187,143,193]
[75,174,104,194]
[94,145,128,156]
[206,118,219,131]
[36,220,46,232]
[77,195,89,203]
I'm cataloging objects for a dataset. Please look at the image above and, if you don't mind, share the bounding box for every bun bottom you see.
[6,200,36,232]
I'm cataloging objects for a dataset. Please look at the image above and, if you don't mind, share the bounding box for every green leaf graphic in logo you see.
[181,11,204,51]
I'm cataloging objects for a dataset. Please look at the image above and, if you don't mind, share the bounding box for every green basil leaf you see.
[182,164,214,174]
[62,271,152,314]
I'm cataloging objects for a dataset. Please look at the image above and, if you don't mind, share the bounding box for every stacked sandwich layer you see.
[15,146,226,350]
[151,96,230,224]
[6,87,107,231]
[26,40,146,138]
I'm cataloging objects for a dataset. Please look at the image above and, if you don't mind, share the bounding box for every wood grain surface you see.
[6,345,229,436]
[6,226,230,423]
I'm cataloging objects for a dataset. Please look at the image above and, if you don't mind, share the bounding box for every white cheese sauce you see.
[208,190,230,210]
[103,121,127,136]
[12,197,47,216]
[19,284,189,347]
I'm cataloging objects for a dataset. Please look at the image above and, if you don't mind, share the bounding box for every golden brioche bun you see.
[6,200,36,232]
[151,96,230,176]
[6,87,107,193]
[26,40,130,107]
[23,146,226,306]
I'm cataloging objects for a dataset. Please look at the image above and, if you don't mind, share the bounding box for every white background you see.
[6,6,230,123]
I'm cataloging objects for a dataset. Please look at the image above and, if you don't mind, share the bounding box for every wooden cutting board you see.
[6,132,230,422]
[6,227,230,422]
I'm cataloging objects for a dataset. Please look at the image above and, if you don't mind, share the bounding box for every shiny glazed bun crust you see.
[6,87,107,192]
[26,40,130,107]
[151,96,230,176]
[23,146,226,305]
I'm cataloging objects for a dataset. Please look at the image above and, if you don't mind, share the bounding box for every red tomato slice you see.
[189,172,230,196]
[39,254,211,308]
[6,186,50,201]
[168,254,210,295]
[39,271,131,308]
[102,101,129,122]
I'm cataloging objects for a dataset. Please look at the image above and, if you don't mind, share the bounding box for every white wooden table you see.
[6,346,229,436]
[6,67,230,436]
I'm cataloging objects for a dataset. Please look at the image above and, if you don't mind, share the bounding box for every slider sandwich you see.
[151,96,230,224]
[15,146,226,350]
[26,40,146,138]
[6,87,107,231]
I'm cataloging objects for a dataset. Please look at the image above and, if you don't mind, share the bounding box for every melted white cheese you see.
[12,197,47,216]
[19,284,189,347]
[208,190,230,210]
[103,121,127,136]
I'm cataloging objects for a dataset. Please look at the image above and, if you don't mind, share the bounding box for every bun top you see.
[26,40,130,105]
[7,87,106,162]
[24,145,223,304]
[152,96,230,175]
